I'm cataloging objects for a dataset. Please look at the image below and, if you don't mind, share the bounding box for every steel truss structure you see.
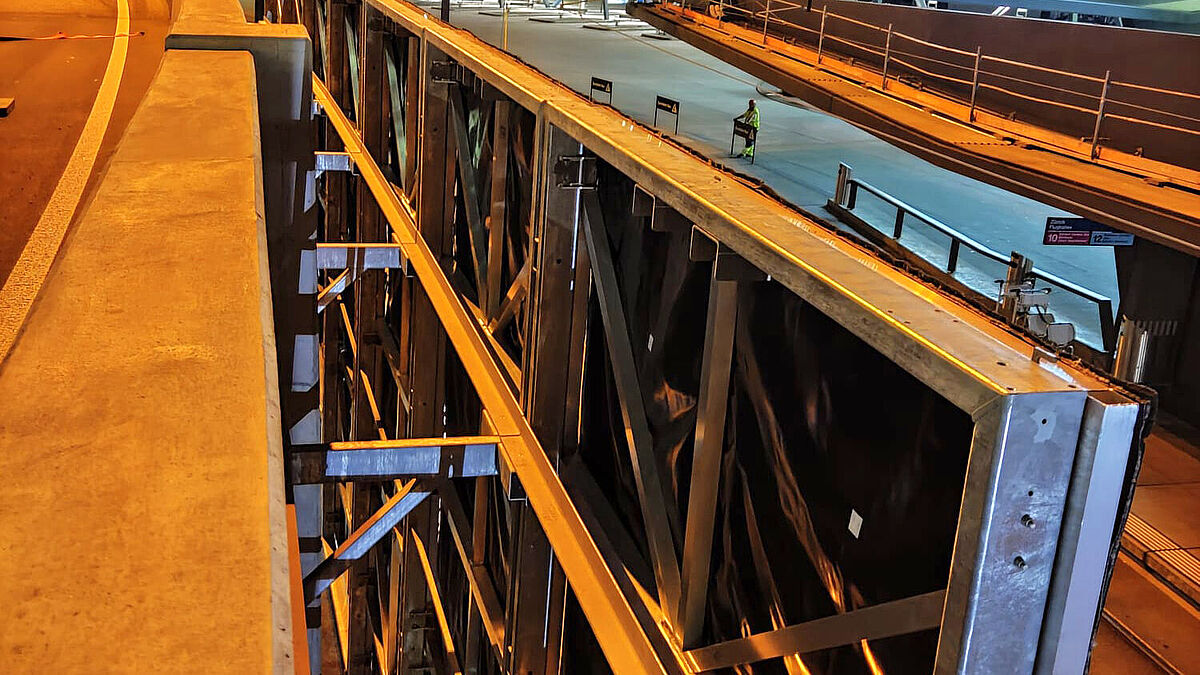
[263,1,1150,672]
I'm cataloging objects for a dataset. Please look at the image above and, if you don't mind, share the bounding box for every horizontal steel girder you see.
[289,437,500,483]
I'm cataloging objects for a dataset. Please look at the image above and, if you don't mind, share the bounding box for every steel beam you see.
[304,482,431,603]
[1037,392,1141,674]
[580,190,682,621]
[316,243,405,270]
[320,2,352,669]
[343,6,391,671]
[685,590,947,671]
[402,35,421,199]
[411,529,465,675]
[290,437,501,483]
[442,478,508,666]
[504,122,586,675]
[448,88,491,298]
[396,37,453,674]
[485,101,511,319]
[677,253,739,649]
[935,391,1087,673]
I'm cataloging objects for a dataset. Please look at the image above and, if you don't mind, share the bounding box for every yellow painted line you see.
[0,0,131,363]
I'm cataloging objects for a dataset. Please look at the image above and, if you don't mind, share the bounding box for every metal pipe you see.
[817,7,827,64]
[1091,69,1111,159]
[969,46,981,122]
[881,23,893,90]
[762,0,771,44]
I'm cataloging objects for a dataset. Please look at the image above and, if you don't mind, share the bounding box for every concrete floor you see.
[443,5,1121,348]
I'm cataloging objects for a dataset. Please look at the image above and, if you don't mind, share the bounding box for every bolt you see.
[1013,556,1027,569]
[1021,514,1036,528]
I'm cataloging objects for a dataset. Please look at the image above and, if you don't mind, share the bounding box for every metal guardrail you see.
[833,163,1117,352]
[668,0,1200,177]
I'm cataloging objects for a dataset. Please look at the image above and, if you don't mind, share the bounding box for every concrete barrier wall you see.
[0,47,295,673]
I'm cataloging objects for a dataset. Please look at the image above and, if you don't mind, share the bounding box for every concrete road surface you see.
[0,0,170,289]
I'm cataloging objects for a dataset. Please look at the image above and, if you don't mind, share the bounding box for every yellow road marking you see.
[0,0,132,363]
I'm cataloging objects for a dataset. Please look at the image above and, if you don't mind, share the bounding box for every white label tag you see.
[848,509,863,539]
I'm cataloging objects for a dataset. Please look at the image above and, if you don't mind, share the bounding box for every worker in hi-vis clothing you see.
[735,98,760,158]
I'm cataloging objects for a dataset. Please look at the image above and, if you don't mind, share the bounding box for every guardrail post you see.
[817,7,827,64]
[969,46,981,122]
[881,23,893,90]
[834,162,853,206]
[1098,298,1116,354]
[762,0,772,44]
[947,239,962,273]
[1090,69,1111,160]
[893,208,905,239]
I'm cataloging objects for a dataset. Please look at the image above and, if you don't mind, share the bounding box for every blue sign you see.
[1043,217,1133,247]
[1089,230,1135,246]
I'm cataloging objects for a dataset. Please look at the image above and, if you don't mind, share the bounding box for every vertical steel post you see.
[816,7,827,64]
[881,23,893,90]
[677,262,738,648]
[503,3,510,51]
[834,162,852,206]
[345,7,389,673]
[397,36,454,675]
[935,392,1087,673]
[319,6,351,674]
[505,122,586,675]
[486,101,511,319]
[1091,69,1111,160]
[969,46,982,122]
[762,0,771,44]
[403,36,421,199]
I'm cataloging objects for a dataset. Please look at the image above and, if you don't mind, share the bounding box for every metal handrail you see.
[680,1,1200,150]
[833,163,1117,352]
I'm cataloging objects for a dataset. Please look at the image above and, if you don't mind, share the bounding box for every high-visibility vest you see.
[745,108,760,128]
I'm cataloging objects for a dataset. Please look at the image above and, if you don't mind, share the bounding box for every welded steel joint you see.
[553,154,598,189]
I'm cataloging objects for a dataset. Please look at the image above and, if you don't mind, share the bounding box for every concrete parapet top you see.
[172,0,249,26]
[0,49,294,672]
